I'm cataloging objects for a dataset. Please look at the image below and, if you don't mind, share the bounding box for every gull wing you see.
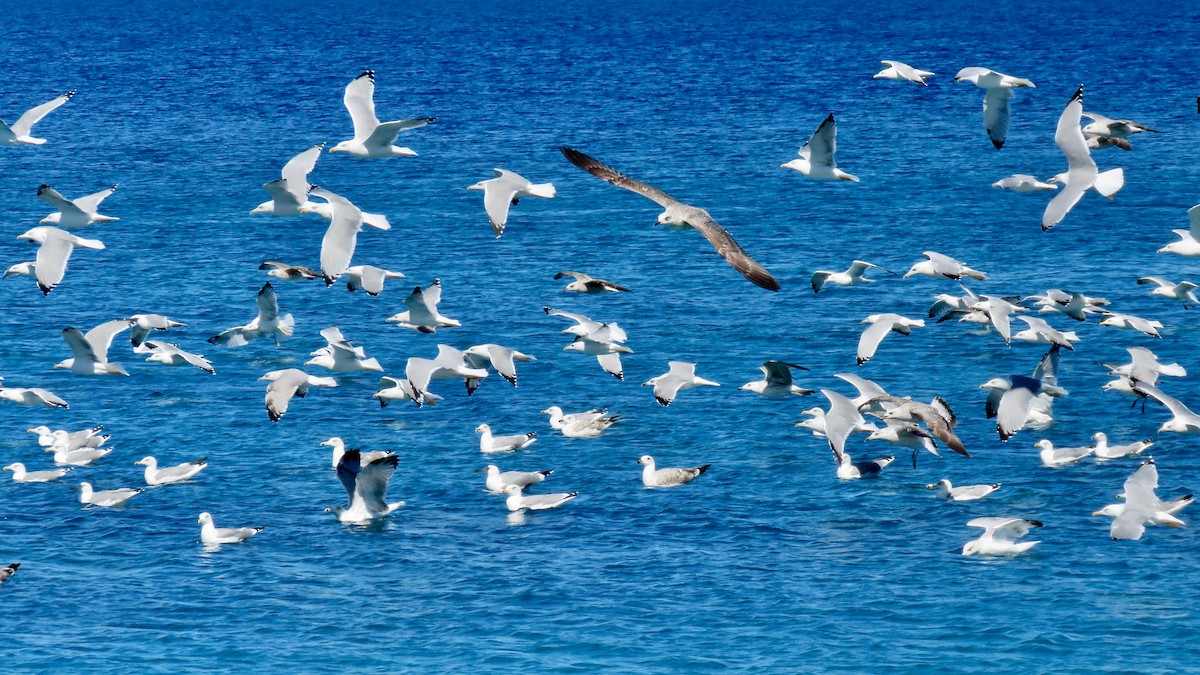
[967,517,1040,542]
[402,286,436,326]
[264,369,304,421]
[365,118,434,149]
[37,185,86,220]
[73,185,118,214]
[1188,205,1200,239]
[335,450,363,502]
[1032,345,1061,385]
[799,113,837,168]
[559,147,678,208]
[11,91,74,136]
[84,319,135,361]
[762,360,797,386]
[344,71,380,141]
[1043,87,1097,231]
[313,188,363,283]
[262,179,301,209]
[482,181,518,237]
[687,210,781,291]
[33,232,74,294]
[857,317,897,365]
[997,380,1038,440]
[355,265,390,295]
[982,87,1013,149]
[404,357,438,395]
[62,328,101,363]
[596,353,624,380]
[354,454,399,514]
[1133,382,1198,421]
[821,389,864,462]
[280,144,324,201]
[1112,460,1160,540]
[255,282,280,322]
[486,345,521,385]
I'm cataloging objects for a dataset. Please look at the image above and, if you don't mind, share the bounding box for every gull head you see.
[320,438,343,448]
[901,264,924,279]
[198,512,213,525]
[540,406,562,417]
[38,213,60,224]
[636,455,653,465]
[925,479,951,490]
[133,456,155,467]
[562,342,584,353]
[329,141,353,154]
[474,424,490,434]
[466,180,487,191]
[502,484,522,495]
[1091,432,1108,444]
[979,377,1010,390]
[1092,504,1121,518]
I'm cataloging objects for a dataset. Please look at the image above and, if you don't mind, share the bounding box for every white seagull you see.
[49,444,112,467]
[637,455,710,487]
[981,373,1068,441]
[926,479,1000,501]
[259,369,338,421]
[1131,382,1200,435]
[299,186,367,285]
[4,463,70,483]
[903,251,987,280]
[373,375,442,408]
[643,361,719,406]
[811,260,888,293]
[781,113,859,182]
[37,184,119,227]
[1098,311,1163,338]
[873,60,934,85]
[953,67,1035,149]
[467,168,556,237]
[563,326,633,381]
[344,265,404,296]
[475,423,537,453]
[250,144,324,216]
[306,326,382,373]
[28,425,104,449]
[463,344,536,388]
[135,456,208,486]
[208,282,295,347]
[330,70,434,158]
[482,465,553,493]
[0,383,68,408]
[1081,111,1159,138]
[1157,204,1200,257]
[3,262,35,278]
[1042,86,1125,231]
[833,449,895,480]
[328,450,404,523]
[198,512,264,545]
[386,279,461,333]
[1012,315,1078,349]
[128,314,186,347]
[857,313,924,365]
[1137,276,1199,307]
[0,91,74,146]
[79,482,142,507]
[738,360,813,398]
[1034,439,1094,467]
[259,261,320,281]
[134,340,215,374]
[1111,458,1181,541]
[553,271,630,293]
[992,174,1058,192]
[16,226,105,295]
[1091,432,1153,461]
[503,484,577,512]
[55,320,135,376]
[541,406,620,438]
[961,517,1042,555]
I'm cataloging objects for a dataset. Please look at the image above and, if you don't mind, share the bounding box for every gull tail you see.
[276,314,295,338]
[1094,168,1125,199]
[74,237,105,250]
[525,182,557,199]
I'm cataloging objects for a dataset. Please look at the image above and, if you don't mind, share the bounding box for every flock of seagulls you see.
[0,56,1192,589]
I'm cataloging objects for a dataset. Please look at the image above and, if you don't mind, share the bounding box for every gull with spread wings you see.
[559,147,780,291]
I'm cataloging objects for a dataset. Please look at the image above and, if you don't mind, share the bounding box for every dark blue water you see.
[2,1,1198,671]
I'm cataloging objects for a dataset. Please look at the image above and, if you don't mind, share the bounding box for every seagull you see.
[0,91,74,146]
[1095,491,1192,524]
[926,479,1000,501]
[1042,86,1125,231]
[259,261,321,281]
[794,406,879,438]
[873,60,934,85]
[482,465,553,493]
[55,320,135,376]
[298,186,368,285]
[738,360,813,398]
[834,373,898,414]
[386,279,461,333]
[1157,204,1200,257]
[330,70,434,158]
[833,449,895,480]
[857,313,924,365]
[543,306,628,341]
[344,265,404,296]
[208,282,295,347]
[992,174,1058,192]
[259,369,337,421]
[373,375,442,408]
[817,389,871,462]
[810,260,888,293]
[1081,111,1159,138]
[49,444,112,467]
[0,384,68,408]
[306,326,382,373]
[541,406,620,438]
[328,450,404,524]
[969,296,1025,345]
[135,456,208,486]
[1098,311,1163,338]
[1137,276,1199,307]
[876,397,968,457]
[0,563,18,585]
[1031,289,1106,322]
[564,327,633,381]
[28,425,104,449]
[560,146,780,291]
[553,271,630,293]
[3,261,35,278]
[475,423,537,453]
[79,482,142,507]
[953,68,1035,149]
[37,184,119,227]
[16,226,105,295]
[302,188,391,231]
[134,340,215,374]
[4,463,70,483]
[961,517,1042,555]
[463,344,536,387]
[503,484,577,512]
[1102,346,1185,405]
[981,373,1068,441]
[866,420,939,464]
[637,455,710,487]
[1111,458,1182,540]
[1012,315,1076,350]
[1034,439,1094,467]
[127,314,185,347]
[403,345,490,400]
[249,144,324,216]
[1091,432,1153,461]
[1131,382,1200,434]
[318,437,393,469]
[198,512,264,545]
[467,169,556,237]
[781,113,859,182]
[903,251,987,280]
[643,361,719,406]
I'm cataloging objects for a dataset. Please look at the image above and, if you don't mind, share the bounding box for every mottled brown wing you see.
[690,212,781,291]
[559,147,678,208]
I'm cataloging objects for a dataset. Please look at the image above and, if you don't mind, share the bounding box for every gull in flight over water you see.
[1158,205,1200,257]
[16,226,105,295]
[37,184,119,227]
[738,360,813,398]
[344,265,404,296]
[560,146,780,291]
[1042,86,1125,231]
[249,147,391,227]
[992,175,1057,192]
[331,70,434,158]
[1110,458,1183,541]
[259,369,337,421]
[0,91,74,146]
[782,113,859,182]
[306,326,383,373]
[873,60,934,85]
[208,282,295,346]
[135,340,215,374]
[554,271,629,293]
[467,169,556,238]
[811,260,888,293]
[1137,276,1199,308]
[857,314,924,365]
[128,314,186,347]
[643,361,719,406]
[953,67,1035,149]
[55,319,135,376]
[903,251,987,280]
[386,279,461,333]
[0,380,69,408]
[259,261,320,281]
[961,517,1042,555]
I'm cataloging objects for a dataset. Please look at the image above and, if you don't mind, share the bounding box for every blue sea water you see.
[2,0,1199,671]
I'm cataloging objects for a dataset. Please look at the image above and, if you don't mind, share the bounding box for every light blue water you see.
[2,1,1199,671]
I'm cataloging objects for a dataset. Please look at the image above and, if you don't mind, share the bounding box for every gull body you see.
[1111,458,1181,540]
[306,326,382,373]
[857,314,924,365]
[1091,432,1152,461]
[250,144,325,216]
[927,479,1000,501]
[328,450,404,524]
[483,465,552,493]
[330,71,433,158]
[259,369,337,422]
[739,360,812,398]
[873,60,934,85]
[467,168,556,237]
[37,184,119,227]
[387,279,461,333]
[259,261,320,281]
[811,260,886,293]
[134,340,215,374]
[198,512,264,545]
[1034,439,1094,467]
[953,67,1035,149]
[541,406,620,438]
[135,456,208,486]
[781,113,859,181]
[344,265,404,296]
[904,251,987,281]
[128,314,185,347]
[992,174,1058,192]
[962,517,1042,555]
[4,463,70,483]
[1137,276,1199,307]
[476,423,537,453]
[1158,205,1200,257]
[554,271,630,293]
[503,484,577,512]
[1042,86,1125,231]
[643,361,719,406]
[638,455,710,487]
[55,320,135,376]
[79,482,142,507]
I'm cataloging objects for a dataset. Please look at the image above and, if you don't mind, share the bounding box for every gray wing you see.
[311,188,362,283]
[762,361,796,386]
[357,266,388,295]
[280,144,324,201]
[345,71,380,140]
[365,118,434,148]
[73,185,118,214]
[84,319,135,360]
[982,87,1013,148]
[997,386,1036,440]
[355,455,399,513]
[37,185,86,219]
[821,389,865,462]
[1043,87,1096,231]
[62,327,100,362]
[265,369,305,421]
[857,319,896,365]
[560,146,679,208]
[482,181,517,237]
[800,113,837,167]
[1112,460,1159,540]
[33,233,73,294]
[687,209,781,291]
[423,278,444,310]
[256,282,280,322]
[11,91,74,136]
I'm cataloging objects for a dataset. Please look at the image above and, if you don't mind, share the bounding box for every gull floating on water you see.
[781,113,859,182]
[1034,439,1094,467]
[560,146,780,291]
[738,360,813,398]
[1042,86,1125,231]
[0,91,73,146]
[134,340,215,374]
[873,60,933,85]
[554,271,629,293]
[503,484,577,512]
[331,70,433,158]
[387,279,461,333]
[37,183,118,227]
[4,463,70,483]
[961,517,1042,555]
[857,313,924,365]
[643,361,719,406]
[1092,432,1153,461]
[259,261,320,281]
[1110,458,1182,540]
[79,481,142,507]
[328,450,404,523]
[834,449,895,480]
[0,563,18,585]
[307,326,383,373]
[541,406,620,438]
[953,67,1035,149]
[1157,205,1200,257]
[29,425,104,449]
[482,465,553,493]
[904,251,987,281]
[198,512,264,545]
[811,260,887,293]
[259,369,337,421]
[208,282,295,347]
[16,226,104,295]
[468,168,556,238]
[992,175,1058,192]
[475,423,537,453]
[56,319,135,376]
[136,456,207,486]
[638,455,710,487]
[49,442,111,466]
[927,479,1000,501]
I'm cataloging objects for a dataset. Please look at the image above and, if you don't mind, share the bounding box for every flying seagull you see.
[37,184,119,227]
[1042,86,1125,231]
[873,60,934,85]
[953,67,1035,149]
[0,91,74,146]
[560,146,780,291]
[467,169,556,237]
[331,70,434,158]
[781,113,859,181]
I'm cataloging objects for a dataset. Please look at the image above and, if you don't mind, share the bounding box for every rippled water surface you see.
[2,1,1199,671]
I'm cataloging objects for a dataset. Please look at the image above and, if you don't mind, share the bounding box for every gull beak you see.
[1091,510,1104,517]
[38,217,50,223]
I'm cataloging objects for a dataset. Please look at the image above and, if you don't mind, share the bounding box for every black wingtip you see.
[356,70,374,81]
[697,464,712,475]
[1070,85,1083,102]
[991,139,1004,150]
